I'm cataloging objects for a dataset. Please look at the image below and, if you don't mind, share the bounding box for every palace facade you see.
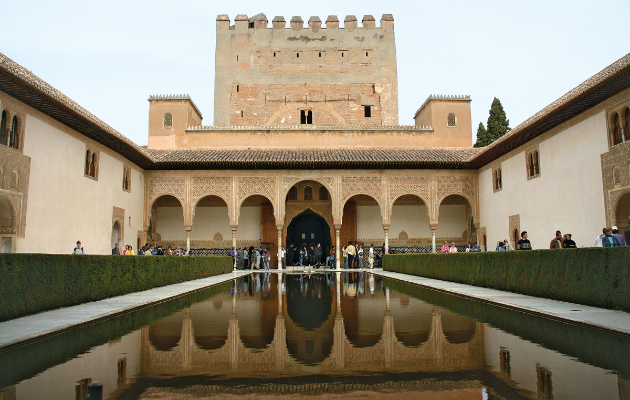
[0,14,629,265]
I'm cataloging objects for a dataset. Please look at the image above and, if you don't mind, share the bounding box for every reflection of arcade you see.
[142,273,484,375]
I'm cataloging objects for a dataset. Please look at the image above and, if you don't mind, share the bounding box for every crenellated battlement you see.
[216,13,394,31]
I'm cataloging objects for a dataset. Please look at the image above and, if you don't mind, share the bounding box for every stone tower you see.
[213,13,398,126]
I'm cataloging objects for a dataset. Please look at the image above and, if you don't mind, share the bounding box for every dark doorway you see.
[286,210,331,263]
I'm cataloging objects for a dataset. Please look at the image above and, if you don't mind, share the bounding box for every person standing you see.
[612,226,626,246]
[471,242,481,252]
[549,231,563,249]
[357,245,364,269]
[449,242,458,253]
[440,241,449,253]
[126,245,134,255]
[250,247,259,270]
[112,243,120,255]
[280,247,286,270]
[602,227,622,247]
[314,244,322,268]
[347,243,356,269]
[517,231,532,250]
[326,246,335,269]
[342,246,348,269]
[563,234,577,248]
[73,241,85,255]
[236,247,244,270]
[465,244,472,253]
[368,244,375,269]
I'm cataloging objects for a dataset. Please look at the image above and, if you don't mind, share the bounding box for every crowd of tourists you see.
[230,246,272,271]
[108,243,186,256]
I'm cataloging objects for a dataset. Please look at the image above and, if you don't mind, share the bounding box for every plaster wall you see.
[478,111,608,250]
[435,205,468,239]
[485,326,619,400]
[414,100,472,147]
[14,330,141,400]
[157,206,261,242]
[389,205,432,239]
[357,205,383,240]
[15,108,146,255]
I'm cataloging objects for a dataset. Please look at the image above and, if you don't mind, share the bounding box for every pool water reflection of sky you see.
[1,272,629,399]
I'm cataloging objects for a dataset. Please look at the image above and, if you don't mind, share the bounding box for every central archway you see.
[286,210,331,265]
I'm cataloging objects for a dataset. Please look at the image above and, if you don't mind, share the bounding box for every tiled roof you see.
[145,148,481,170]
[0,51,154,168]
[470,52,630,167]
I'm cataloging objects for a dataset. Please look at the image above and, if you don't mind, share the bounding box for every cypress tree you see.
[473,122,490,148]
[486,97,511,142]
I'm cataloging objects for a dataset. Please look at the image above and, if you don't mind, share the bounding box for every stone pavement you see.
[0,270,251,350]
[374,270,630,336]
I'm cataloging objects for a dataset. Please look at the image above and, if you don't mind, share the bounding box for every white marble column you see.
[185,227,192,255]
[431,227,436,253]
[277,225,283,270]
[384,225,389,254]
[335,224,341,270]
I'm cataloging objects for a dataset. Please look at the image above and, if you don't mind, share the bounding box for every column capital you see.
[430,224,438,231]
[276,224,283,231]
[184,226,192,232]
[334,224,342,230]
[230,224,238,230]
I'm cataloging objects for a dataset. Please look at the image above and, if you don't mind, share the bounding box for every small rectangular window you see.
[300,110,313,125]
[319,52,321,57]
[364,106,372,118]
[236,85,239,92]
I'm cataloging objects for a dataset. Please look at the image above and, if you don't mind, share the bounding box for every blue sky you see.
[1,0,628,146]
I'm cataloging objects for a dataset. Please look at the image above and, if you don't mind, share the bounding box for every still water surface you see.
[1,272,629,399]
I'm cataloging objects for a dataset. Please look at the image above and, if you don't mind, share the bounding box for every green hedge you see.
[0,254,233,321]
[383,247,630,312]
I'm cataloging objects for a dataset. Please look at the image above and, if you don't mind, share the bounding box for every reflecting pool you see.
[1,271,630,399]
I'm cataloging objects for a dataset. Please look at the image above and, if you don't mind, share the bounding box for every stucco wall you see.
[13,101,146,255]
[157,205,261,242]
[390,205,431,239]
[478,111,608,250]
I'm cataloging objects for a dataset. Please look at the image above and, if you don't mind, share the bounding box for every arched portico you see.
[436,194,477,249]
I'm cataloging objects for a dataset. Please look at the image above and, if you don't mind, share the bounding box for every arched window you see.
[122,166,131,191]
[288,186,298,200]
[304,186,313,200]
[8,116,18,149]
[90,152,98,178]
[527,149,540,179]
[85,150,92,176]
[319,186,328,200]
[0,111,7,146]
[624,107,630,143]
[10,171,18,190]
[612,113,622,146]
[613,167,622,186]
[164,113,173,128]
[447,113,456,127]
[493,166,502,191]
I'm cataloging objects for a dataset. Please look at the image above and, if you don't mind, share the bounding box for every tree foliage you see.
[474,97,511,147]
[473,122,489,148]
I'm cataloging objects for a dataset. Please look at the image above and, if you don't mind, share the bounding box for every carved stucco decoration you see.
[0,192,21,235]
[342,176,385,220]
[192,177,233,219]
[434,175,478,225]
[601,141,630,226]
[112,206,125,243]
[148,177,186,207]
[388,176,430,220]
[237,177,278,222]
[0,146,31,237]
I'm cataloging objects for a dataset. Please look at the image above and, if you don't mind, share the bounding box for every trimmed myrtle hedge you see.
[383,247,630,312]
[0,254,232,321]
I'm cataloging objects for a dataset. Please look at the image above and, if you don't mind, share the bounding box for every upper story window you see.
[319,186,328,200]
[288,186,298,200]
[447,113,457,127]
[493,165,502,192]
[527,148,540,179]
[0,111,7,147]
[612,112,623,146]
[300,110,313,125]
[8,116,19,150]
[163,113,173,128]
[304,186,313,200]
[85,147,99,180]
[122,166,131,192]
[625,107,630,142]
[364,105,372,118]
